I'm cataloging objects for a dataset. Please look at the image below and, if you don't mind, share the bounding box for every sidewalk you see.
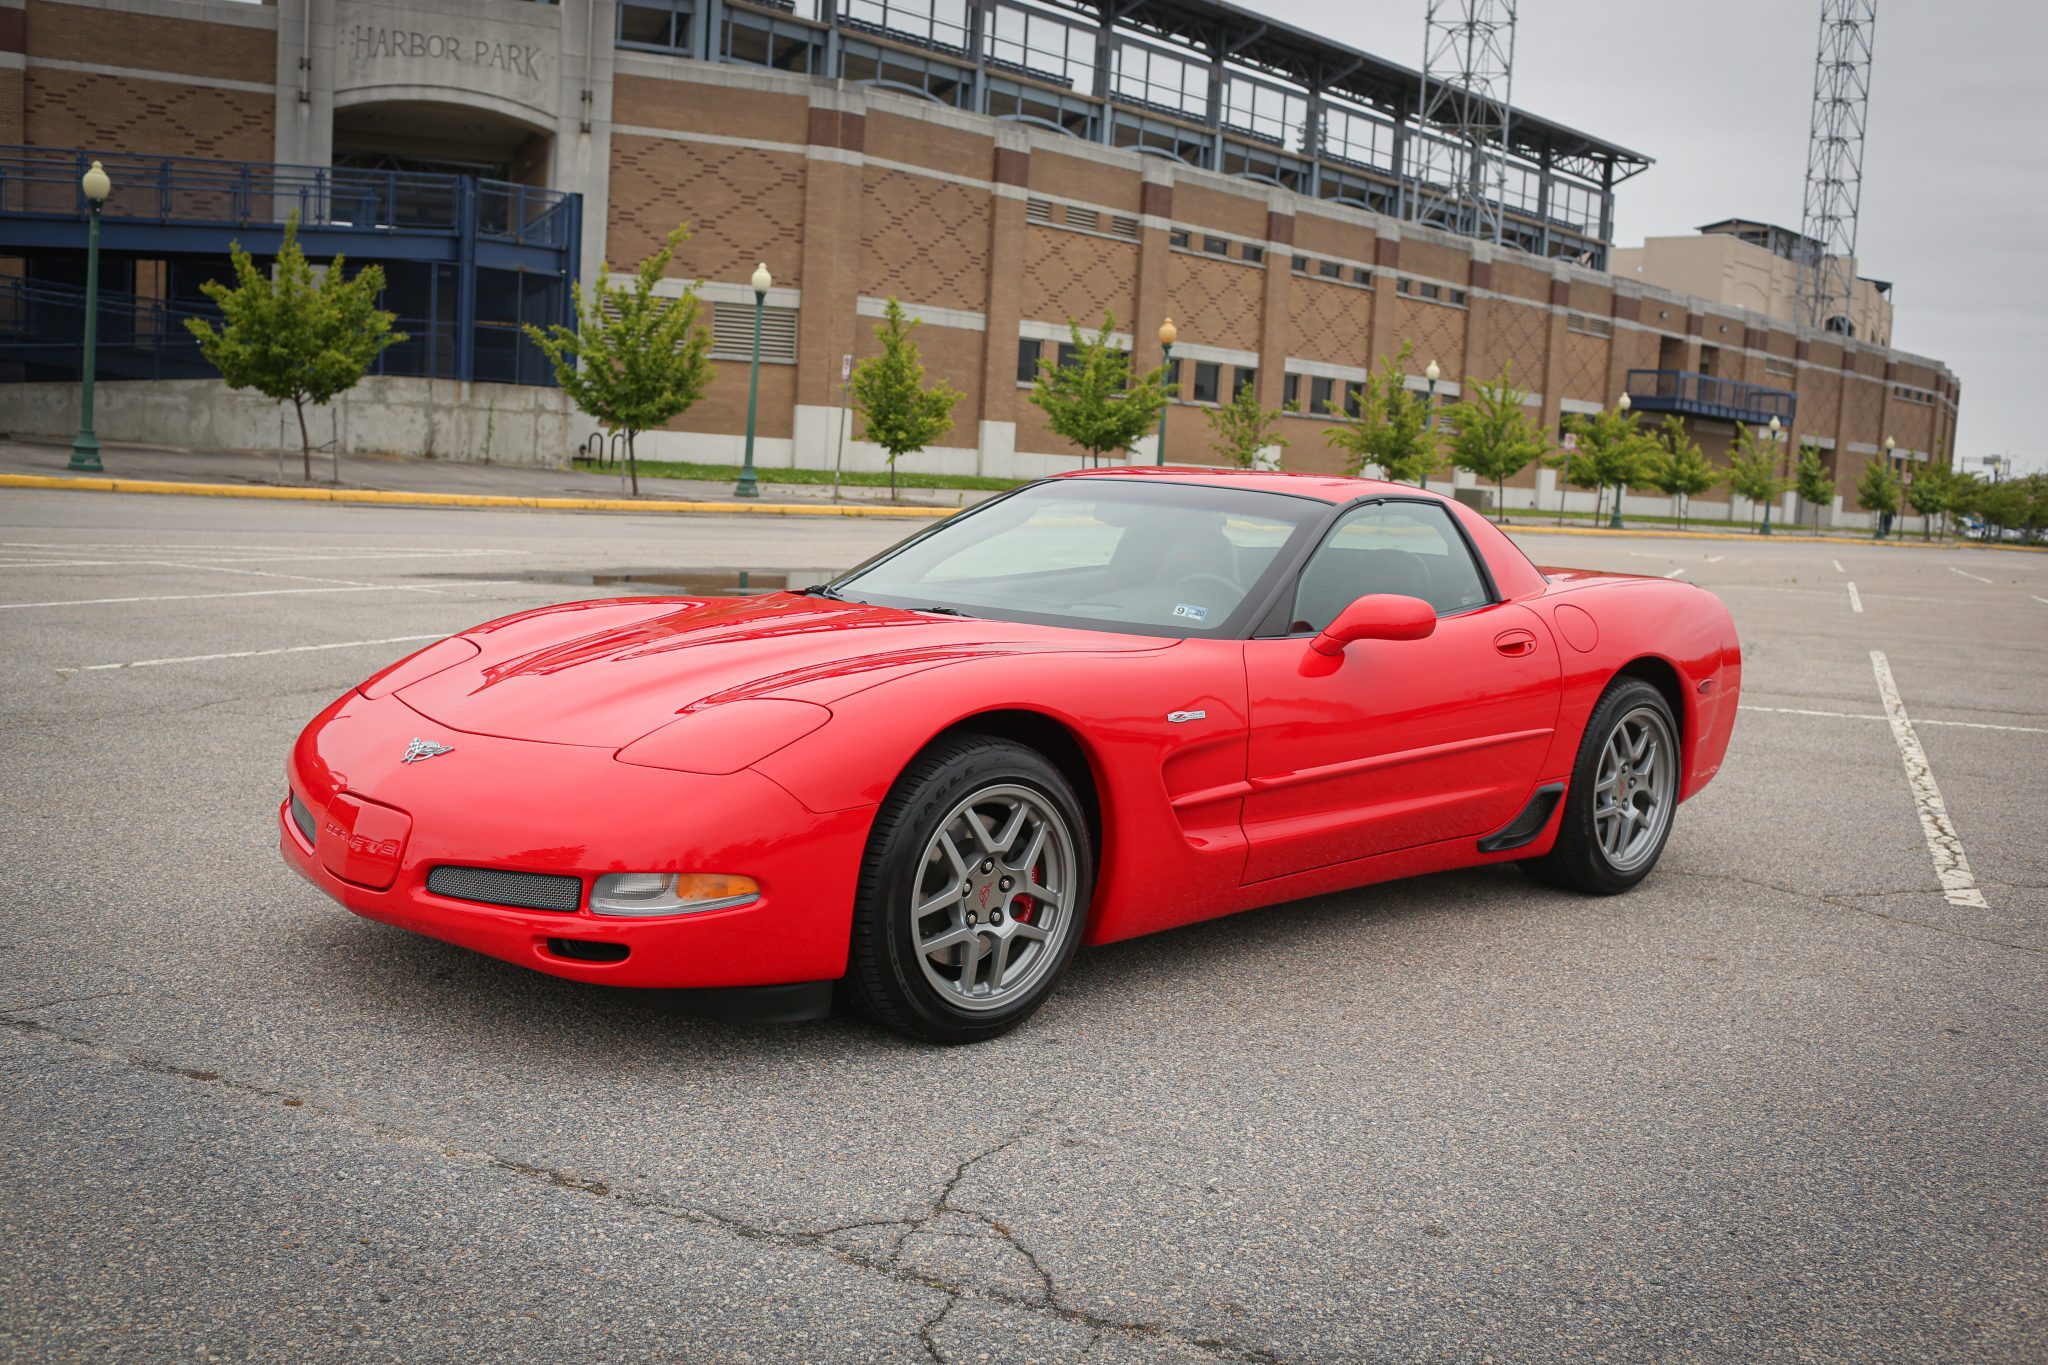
[0,436,992,515]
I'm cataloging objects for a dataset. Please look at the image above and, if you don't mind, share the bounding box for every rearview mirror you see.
[1310,594,1437,656]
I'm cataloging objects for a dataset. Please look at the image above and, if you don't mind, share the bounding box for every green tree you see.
[1029,311,1167,467]
[1204,377,1288,468]
[1440,362,1547,521]
[1725,422,1788,531]
[1641,415,1717,532]
[1794,443,1836,532]
[524,225,713,497]
[1548,402,1655,523]
[1324,342,1441,485]
[848,298,963,498]
[1904,456,1953,540]
[1855,458,1903,537]
[184,213,404,481]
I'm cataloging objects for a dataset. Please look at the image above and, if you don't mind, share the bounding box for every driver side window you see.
[1291,501,1492,632]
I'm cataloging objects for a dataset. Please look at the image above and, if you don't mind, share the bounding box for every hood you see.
[394,592,1172,747]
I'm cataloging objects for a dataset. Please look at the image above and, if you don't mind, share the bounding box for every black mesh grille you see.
[289,792,316,845]
[427,866,582,913]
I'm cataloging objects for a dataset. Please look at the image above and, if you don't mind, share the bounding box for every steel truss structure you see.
[619,0,1649,267]
[1404,0,1517,245]
[1795,0,1877,334]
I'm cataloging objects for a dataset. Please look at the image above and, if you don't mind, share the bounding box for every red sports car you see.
[283,469,1741,1043]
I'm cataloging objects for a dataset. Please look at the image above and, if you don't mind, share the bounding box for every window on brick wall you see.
[1310,375,1335,415]
[1317,260,1342,280]
[1283,373,1300,408]
[1170,229,1191,249]
[1192,361,1220,404]
[619,0,694,53]
[1016,337,1042,383]
[1233,366,1256,399]
[1164,356,1182,395]
[1242,244,1265,265]
[1201,235,1229,257]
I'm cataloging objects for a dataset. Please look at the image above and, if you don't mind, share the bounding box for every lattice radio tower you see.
[1795,0,1878,334]
[1407,0,1518,244]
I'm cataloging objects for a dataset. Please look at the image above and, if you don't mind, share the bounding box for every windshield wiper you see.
[798,583,844,599]
[903,605,974,617]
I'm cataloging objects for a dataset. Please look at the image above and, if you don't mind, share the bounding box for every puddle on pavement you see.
[446,567,840,596]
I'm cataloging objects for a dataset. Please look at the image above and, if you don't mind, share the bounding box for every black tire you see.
[1524,677,1680,896]
[845,734,1094,1044]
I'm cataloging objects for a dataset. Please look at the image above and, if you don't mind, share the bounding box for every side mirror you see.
[1310,594,1437,655]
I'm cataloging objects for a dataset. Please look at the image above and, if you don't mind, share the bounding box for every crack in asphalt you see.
[0,1013,1285,1363]
[1668,870,2044,954]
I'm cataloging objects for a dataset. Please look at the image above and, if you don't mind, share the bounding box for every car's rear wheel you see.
[846,735,1093,1044]
[1525,677,1679,895]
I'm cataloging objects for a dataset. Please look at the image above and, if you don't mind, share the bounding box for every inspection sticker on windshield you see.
[1172,603,1209,623]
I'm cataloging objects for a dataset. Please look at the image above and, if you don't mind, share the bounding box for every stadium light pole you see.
[1883,434,1898,538]
[1609,390,1631,529]
[735,262,771,499]
[1155,317,1176,466]
[69,159,111,473]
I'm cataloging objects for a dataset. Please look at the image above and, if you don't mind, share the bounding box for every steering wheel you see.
[1170,573,1241,603]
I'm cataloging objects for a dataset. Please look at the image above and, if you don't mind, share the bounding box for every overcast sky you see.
[1257,0,2040,474]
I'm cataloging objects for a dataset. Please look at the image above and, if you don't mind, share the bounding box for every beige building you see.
[1612,220,1894,349]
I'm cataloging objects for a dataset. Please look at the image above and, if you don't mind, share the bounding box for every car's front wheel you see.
[1525,677,1680,895]
[846,735,1094,1044]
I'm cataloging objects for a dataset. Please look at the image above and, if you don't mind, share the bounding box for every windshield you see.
[831,479,1328,637]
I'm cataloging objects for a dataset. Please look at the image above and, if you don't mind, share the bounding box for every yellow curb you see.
[0,473,956,520]
[1497,520,2043,551]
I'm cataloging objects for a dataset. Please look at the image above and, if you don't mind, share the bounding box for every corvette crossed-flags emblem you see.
[401,738,454,764]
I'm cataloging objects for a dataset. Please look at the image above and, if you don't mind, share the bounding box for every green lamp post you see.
[1608,389,1631,529]
[1760,414,1781,535]
[1154,316,1177,466]
[735,261,771,499]
[69,159,111,473]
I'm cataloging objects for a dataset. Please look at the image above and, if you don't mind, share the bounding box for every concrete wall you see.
[0,376,579,467]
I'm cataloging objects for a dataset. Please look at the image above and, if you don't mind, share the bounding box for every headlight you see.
[589,872,760,917]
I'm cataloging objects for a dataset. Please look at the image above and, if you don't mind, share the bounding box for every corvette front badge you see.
[401,738,454,764]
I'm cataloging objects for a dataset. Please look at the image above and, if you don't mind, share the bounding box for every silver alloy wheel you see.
[1592,704,1678,875]
[910,783,1077,1013]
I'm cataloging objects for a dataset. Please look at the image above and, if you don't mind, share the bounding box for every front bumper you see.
[282,690,875,990]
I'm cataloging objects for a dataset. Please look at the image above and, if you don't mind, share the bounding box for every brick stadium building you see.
[0,0,1961,526]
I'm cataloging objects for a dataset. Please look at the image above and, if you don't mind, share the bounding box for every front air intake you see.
[427,866,582,913]
[546,938,629,964]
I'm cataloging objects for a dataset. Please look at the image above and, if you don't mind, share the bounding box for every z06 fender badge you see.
[1166,710,1207,724]
[401,738,454,764]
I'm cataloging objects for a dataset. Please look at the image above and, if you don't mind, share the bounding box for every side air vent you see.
[1477,783,1566,854]
[427,866,583,913]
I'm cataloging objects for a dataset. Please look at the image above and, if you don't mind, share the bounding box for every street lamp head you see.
[1424,359,1441,383]
[81,160,111,204]
[750,262,772,294]
[1768,415,1781,435]
[1616,391,1631,413]
[1158,317,1177,348]
[1884,435,1896,452]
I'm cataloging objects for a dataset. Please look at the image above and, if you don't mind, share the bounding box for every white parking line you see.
[1664,567,1687,578]
[1706,555,1725,563]
[1832,559,1844,573]
[1846,582,1863,613]
[1948,565,1993,584]
[1869,651,1988,908]
[2032,596,2048,606]
[57,634,446,674]
[1738,705,2048,735]
[0,584,421,610]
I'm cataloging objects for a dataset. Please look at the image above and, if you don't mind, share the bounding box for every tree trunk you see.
[1496,476,1505,523]
[889,456,897,500]
[626,430,639,498]
[294,397,312,482]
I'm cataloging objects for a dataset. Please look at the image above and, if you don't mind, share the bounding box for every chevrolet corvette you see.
[283,468,1741,1043]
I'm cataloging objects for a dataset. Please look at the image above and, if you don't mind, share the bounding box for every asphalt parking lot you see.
[2,488,2043,1361]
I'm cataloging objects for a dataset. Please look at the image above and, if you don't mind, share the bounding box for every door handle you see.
[1493,629,1538,657]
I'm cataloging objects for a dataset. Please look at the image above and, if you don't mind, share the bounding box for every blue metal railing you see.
[0,144,574,250]
[1625,368,1797,425]
[0,276,457,384]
